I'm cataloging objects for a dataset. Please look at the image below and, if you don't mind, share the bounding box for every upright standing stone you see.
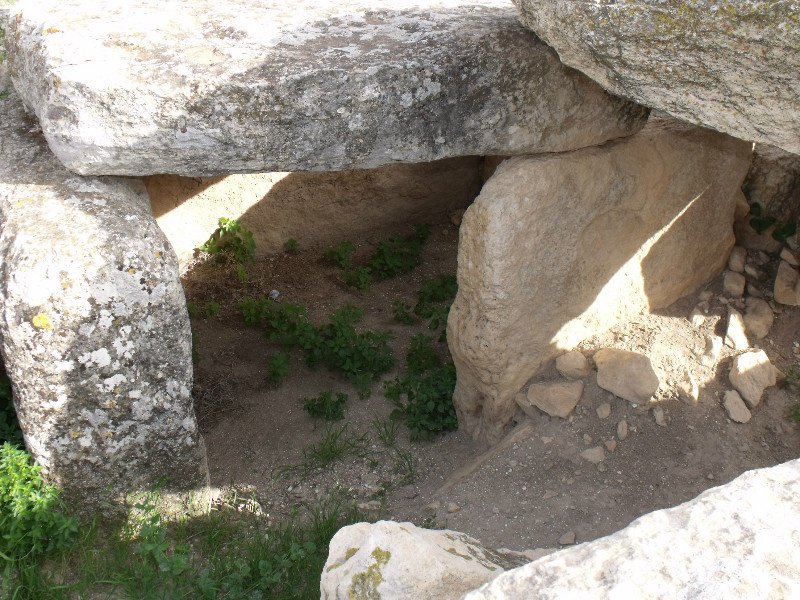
[6,0,648,176]
[448,117,751,444]
[0,91,208,509]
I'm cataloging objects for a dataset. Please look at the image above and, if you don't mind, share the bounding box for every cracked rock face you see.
[7,0,647,176]
[513,0,800,155]
[447,117,751,444]
[0,91,209,509]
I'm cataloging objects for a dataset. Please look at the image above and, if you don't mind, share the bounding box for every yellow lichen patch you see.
[32,313,53,329]
[345,547,359,561]
[155,251,162,258]
[347,547,391,600]
[44,27,60,34]
[445,547,474,561]
[69,430,81,438]
[128,268,135,274]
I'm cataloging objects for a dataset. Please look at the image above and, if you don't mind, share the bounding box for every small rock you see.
[689,305,706,327]
[698,290,714,302]
[594,348,660,404]
[449,209,466,227]
[729,350,777,408]
[541,436,553,444]
[781,248,799,267]
[580,446,605,464]
[446,502,461,514]
[723,270,746,297]
[358,500,382,511]
[522,381,584,419]
[699,334,724,367]
[723,390,752,423]
[706,473,715,481]
[597,463,607,473]
[596,402,612,420]
[744,264,762,280]
[653,406,667,427]
[676,370,699,404]
[543,490,558,500]
[426,501,441,512]
[727,246,747,272]
[558,531,576,546]
[724,308,749,350]
[617,419,629,441]
[774,260,800,305]
[555,351,592,379]
[582,433,593,445]
[604,439,618,453]
[743,297,774,339]
[747,283,763,298]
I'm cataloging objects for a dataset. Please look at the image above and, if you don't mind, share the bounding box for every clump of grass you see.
[303,390,348,421]
[284,238,301,255]
[267,351,291,384]
[276,424,372,479]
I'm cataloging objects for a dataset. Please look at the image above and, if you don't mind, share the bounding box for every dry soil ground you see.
[184,216,800,553]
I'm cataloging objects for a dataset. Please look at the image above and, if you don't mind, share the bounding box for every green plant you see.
[276,424,371,479]
[386,363,458,441]
[303,390,348,421]
[235,263,250,284]
[186,301,200,318]
[198,217,256,265]
[392,299,416,325]
[267,351,291,384]
[204,301,220,318]
[406,334,442,375]
[323,240,356,270]
[414,275,458,340]
[773,221,797,243]
[0,444,78,566]
[342,266,372,292]
[367,224,430,279]
[284,238,301,255]
[748,202,776,234]
[372,416,399,448]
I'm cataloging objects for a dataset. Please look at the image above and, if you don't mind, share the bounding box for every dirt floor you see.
[183,216,800,553]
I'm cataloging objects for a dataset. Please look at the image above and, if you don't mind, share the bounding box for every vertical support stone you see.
[0,91,209,510]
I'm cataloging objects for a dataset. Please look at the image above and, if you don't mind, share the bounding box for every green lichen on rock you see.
[348,547,391,600]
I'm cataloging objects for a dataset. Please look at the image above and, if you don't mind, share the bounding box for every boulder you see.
[464,459,800,599]
[594,349,659,405]
[321,521,546,600]
[5,0,648,177]
[729,350,777,409]
[448,117,751,442]
[513,0,800,154]
[0,90,208,509]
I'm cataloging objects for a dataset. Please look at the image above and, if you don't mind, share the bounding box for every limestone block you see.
[513,0,800,154]
[464,459,800,599]
[0,91,208,509]
[723,390,751,424]
[321,521,543,600]
[729,350,776,409]
[448,117,751,443]
[743,297,773,340]
[554,351,590,379]
[520,381,583,419]
[774,261,800,306]
[5,0,648,176]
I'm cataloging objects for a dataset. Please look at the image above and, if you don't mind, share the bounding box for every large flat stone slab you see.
[0,90,208,509]
[464,458,800,599]
[514,0,800,155]
[7,0,647,176]
[447,117,751,444]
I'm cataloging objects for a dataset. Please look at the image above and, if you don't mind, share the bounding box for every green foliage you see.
[367,224,430,279]
[323,240,355,270]
[276,424,371,479]
[267,351,291,384]
[342,267,372,292]
[0,444,78,567]
[204,301,220,318]
[414,275,458,341]
[239,299,395,398]
[199,217,256,265]
[0,366,22,446]
[303,390,348,421]
[392,299,416,325]
[284,238,301,255]
[235,263,250,284]
[386,334,457,441]
[773,221,797,243]
[748,202,776,234]
[186,301,200,318]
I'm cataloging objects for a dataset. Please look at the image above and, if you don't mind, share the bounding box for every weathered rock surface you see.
[513,0,800,154]
[722,270,745,297]
[448,117,751,443]
[724,308,749,351]
[729,350,776,409]
[595,349,659,405]
[6,0,648,177]
[744,144,800,223]
[727,247,747,273]
[520,381,583,419]
[464,459,800,599]
[554,351,590,379]
[723,390,751,424]
[775,261,800,306]
[0,91,208,508]
[321,521,544,600]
